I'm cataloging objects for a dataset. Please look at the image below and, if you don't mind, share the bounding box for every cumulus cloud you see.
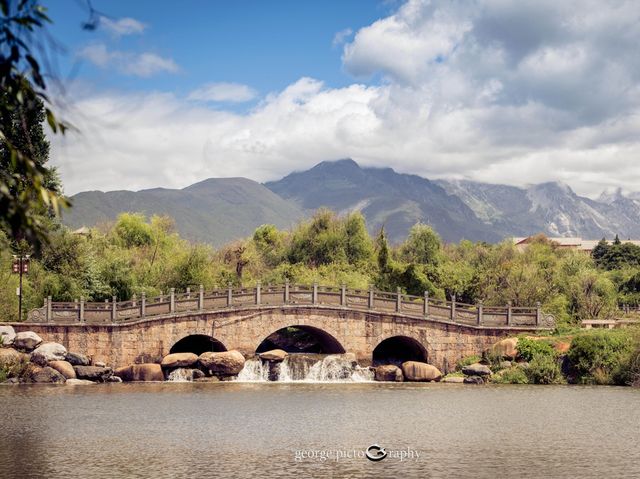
[79,44,179,77]
[187,83,258,103]
[55,0,640,198]
[99,17,146,36]
[332,28,353,47]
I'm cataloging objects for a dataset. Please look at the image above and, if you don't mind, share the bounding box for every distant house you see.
[512,235,640,253]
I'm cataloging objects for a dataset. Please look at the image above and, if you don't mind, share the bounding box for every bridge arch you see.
[372,335,428,366]
[255,325,346,354]
[169,334,227,356]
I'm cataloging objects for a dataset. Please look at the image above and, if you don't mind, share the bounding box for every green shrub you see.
[567,330,633,385]
[492,367,529,384]
[516,337,557,362]
[456,355,481,371]
[525,355,564,384]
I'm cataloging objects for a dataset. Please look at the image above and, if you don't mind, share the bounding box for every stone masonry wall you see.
[10,306,540,373]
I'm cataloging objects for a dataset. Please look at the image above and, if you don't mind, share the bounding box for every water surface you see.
[1,383,639,478]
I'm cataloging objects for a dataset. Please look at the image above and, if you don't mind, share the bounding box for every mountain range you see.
[62,159,640,245]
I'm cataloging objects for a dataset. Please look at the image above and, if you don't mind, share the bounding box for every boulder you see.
[48,360,76,379]
[199,350,245,376]
[93,361,107,368]
[464,376,485,385]
[74,366,113,382]
[29,366,66,384]
[13,331,43,352]
[442,375,465,383]
[462,363,492,377]
[491,338,518,359]
[0,325,16,346]
[401,361,442,382]
[161,352,199,369]
[0,348,22,366]
[65,352,90,366]
[66,379,95,386]
[192,369,205,380]
[499,361,513,369]
[114,363,164,382]
[258,349,288,362]
[30,342,67,366]
[374,365,404,382]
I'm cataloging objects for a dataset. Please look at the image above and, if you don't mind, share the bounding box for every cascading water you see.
[236,353,374,383]
[166,368,193,382]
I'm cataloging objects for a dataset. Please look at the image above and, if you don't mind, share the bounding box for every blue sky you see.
[44,1,640,198]
[48,0,390,100]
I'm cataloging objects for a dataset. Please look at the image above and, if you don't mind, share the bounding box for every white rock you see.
[0,326,16,346]
[13,331,43,352]
[30,342,67,365]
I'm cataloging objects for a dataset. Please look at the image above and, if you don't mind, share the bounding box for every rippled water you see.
[1,383,639,478]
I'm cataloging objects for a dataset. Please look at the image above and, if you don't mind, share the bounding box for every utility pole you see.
[12,254,30,321]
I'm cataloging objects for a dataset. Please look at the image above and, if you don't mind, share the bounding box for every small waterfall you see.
[236,353,373,383]
[166,368,193,382]
[237,358,269,381]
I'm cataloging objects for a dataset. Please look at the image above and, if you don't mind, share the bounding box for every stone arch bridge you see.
[15,283,555,373]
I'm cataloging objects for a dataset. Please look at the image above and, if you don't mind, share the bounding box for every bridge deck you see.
[28,283,555,330]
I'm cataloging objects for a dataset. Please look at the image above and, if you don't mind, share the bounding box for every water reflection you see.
[0,384,639,478]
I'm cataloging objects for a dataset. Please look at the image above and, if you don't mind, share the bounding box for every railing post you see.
[141,292,146,317]
[47,296,52,322]
[368,286,374,310]
[159,291,164,302]
[312,282,318,305]
[132,294,137,307]
[476,301,483,325]
[396,287,402,312]
[341,284,346,306]
[227,283,233,307]
[186,287,191,299]
[284,280,290,304]
[199,285,204,311]
[111,295,117,321]
[79,297,85,322]
[423,291,429,317]
[256,281,261,305]
[507,300,513,326]
[170,288,175,313]
[536,301,541,326]
[450,294,456,321]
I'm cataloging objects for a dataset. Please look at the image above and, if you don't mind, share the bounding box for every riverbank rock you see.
[161,352,198,369]
[30,342,67,366]
[375,365,404,382]
[66,379,95,385]
[114,363,164,382]
[442,375,465,383]
[48,360,76,379]
[13,331,43,352]
[401,361,442,382]
[74,366,113,382]
[199,350,245,376]
[0,325,16,346]
[93,361,107,368]
[65,352,90,366]
[29,366,66,384]
[491,338,518,359]
[499,361,512,369]
[462,363,492,377]
[464,376,485,385]
[258,349,288,362]
[106,376,123,383]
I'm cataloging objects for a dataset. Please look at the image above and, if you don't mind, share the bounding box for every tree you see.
[400,223,441,266]
[0,0,70,247]
[343,212,373,266]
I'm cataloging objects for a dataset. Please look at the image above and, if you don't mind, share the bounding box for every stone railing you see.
[27,282,555,329]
